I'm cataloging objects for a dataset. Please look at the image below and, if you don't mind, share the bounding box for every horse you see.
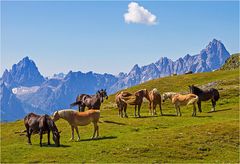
[70,89,108,112]
[115,92,128,118]
[189,85,220,112]
[116,89,150,117]
[148,88,162,116]
[162,92,199,116]
[52,109,100,141]
[24,113,61,147]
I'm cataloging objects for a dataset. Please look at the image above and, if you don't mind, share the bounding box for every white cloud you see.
[124,2,157,25]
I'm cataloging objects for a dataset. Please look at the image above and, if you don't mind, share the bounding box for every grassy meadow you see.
[1,69,239,163]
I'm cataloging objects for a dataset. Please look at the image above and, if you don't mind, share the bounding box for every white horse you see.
[52,109,100,141]
[162,92,199,116]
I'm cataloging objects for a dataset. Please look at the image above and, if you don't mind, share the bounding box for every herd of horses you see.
[23,86,220,147]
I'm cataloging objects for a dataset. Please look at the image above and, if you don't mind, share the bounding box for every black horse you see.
[24,113,61,147]
[189,85,220,112]
[70,89,108,112]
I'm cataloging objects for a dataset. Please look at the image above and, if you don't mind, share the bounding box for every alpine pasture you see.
[1,69,239,163]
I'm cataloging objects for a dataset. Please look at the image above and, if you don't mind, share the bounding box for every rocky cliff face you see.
[1,57,45,88]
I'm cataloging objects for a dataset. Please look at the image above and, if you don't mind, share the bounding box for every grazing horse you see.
[116,89,150,117]
[148,88,162,115]
[189,85,220,112]
[162,92,199,116]
[52,109,100,141]
[24,113,60,147]
[70,89,108,112]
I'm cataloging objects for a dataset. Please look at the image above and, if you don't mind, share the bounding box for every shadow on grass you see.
[162,114,177,117]
[207,108,232,113]
[103,120,126,125]
[80,136,117,142]
[33,143,71,148]
[195,115,212,118]
[133,115,158,119]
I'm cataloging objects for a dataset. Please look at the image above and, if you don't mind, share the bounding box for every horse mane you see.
[191,85,204,94]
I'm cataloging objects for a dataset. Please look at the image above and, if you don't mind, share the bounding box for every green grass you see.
[220,53,240,70]
[1,69,239,163]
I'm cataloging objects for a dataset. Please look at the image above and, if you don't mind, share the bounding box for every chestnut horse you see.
[162,92,199,117]
[24,113,60,147]
[116,89,150,117]
[149,88,162,116]
[52,109,100,141]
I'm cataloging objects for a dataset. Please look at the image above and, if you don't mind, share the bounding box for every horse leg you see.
[138,104,142,118]
[178,106,182,116]
[153,103,157,115]
[69,126,74,141]
[134,105,137,117]
[26,126,31,145]
[92,122,99,139]
[39,129,43,147]
[75,127,80,141]
[211,99,216,112]
[149,102,152,115]
[175,104,179,116]
[47,130,50,145]
[197,101,202,113]
[159,102,163,116]
[192,104,197,117]
[124,104,128,118]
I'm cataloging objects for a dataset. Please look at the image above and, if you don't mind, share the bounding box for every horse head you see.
[188,85,194,93]
[52,111,60,122]
[52,129,61,147]
[98,89,108,102]
[162,93,168,102]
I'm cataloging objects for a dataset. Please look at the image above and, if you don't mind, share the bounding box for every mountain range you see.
[0,39,231,121]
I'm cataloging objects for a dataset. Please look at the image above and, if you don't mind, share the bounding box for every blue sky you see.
[1,1,239,76]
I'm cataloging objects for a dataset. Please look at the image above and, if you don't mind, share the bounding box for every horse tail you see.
[187,95,199,105]
[70,101,81,108]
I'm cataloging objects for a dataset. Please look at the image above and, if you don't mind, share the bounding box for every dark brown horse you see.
[149,88,162,116]
[189,85,220,112]
[24,113,61,147]
[70,89,108,112]
[116,89,150,117]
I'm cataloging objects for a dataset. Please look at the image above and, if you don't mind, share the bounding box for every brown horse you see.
[70,89,108,112]
[52,109,100,141]
[24,113,61,147]
[162,92,199,116]
[149,88,162,116]
[116,89,150,117]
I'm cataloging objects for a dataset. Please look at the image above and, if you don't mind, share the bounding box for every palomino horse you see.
[52,109,100,141]
[116,89,150,117]
[24,113,61,147]
[70,89,108,112]
[162,92,199,117]
[189,85,220,112]
[149,88,162,116]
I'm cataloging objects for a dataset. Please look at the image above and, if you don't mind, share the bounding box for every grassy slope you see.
[1,69,239,163]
